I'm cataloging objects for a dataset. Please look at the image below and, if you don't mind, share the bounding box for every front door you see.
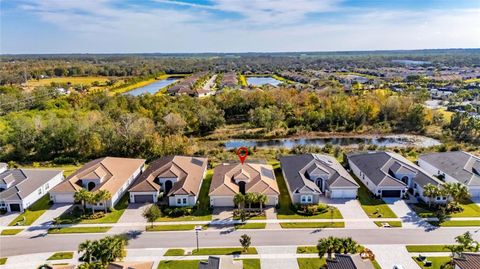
[164,180,173,195]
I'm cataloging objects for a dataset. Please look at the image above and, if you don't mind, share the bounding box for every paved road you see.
[2,227,479,257]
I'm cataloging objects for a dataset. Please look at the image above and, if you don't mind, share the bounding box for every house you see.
[418,151,480,198]
[209,162,279,207]
[0,164,63,212]
[347,152,445,202]
[199,256,243,269]
[50,157,145,209]
[280,154,359,203]
[107,261,154,269]
[128,156,208,206]
[326,254,375,269]
[453,253,480,269]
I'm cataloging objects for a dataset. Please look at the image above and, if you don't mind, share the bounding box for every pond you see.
[124,78,178,96]
[224,135,441,149]
[247,76,282,86]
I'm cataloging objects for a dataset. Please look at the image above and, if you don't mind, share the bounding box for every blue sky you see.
[1,0,479,54]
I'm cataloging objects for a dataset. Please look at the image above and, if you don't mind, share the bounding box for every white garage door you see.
[211,197,234,207]
[330,189,357,199]
[52,193,74,203]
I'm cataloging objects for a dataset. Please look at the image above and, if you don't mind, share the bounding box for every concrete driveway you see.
[383,198,431,229]
[212,207,234,222]
[320,197,377,228]
[31,204,72,226]
[117,204,149,223]
[0,212,20,226]
[257,246,299,269]
[366,244,420,269]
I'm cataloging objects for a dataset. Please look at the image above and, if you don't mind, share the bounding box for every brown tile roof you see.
[129,156,208,196]
[107,261,154,269]
[51,157,145,194]
[209,162,279,196]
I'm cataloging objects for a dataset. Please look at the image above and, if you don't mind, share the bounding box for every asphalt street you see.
[1,227,480,257]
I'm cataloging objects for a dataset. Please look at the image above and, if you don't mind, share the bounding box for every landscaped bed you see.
[0,229,23,235]
[280,222,345,229]
[412,256,451,269]
[47,226,111,234]
[146,224,208,231]
[8,195,52,226]
[47,252,74,260]
[406,245,455,252]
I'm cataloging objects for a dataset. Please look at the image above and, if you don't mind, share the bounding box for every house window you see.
[442,197,446,200]
[38,189,42,195]
[45,183,49,190]
[177,198,182,204]
[436,197,441,200]
[183,198,187,204]
[301,195,312,204]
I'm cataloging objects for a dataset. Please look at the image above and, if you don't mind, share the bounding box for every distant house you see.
[347,152,445,202]
[209,162,279,207]
[50,157,145,209]
[128,156,208,206]
[453,253,480,269]
[326,254,375,269]
[199,256,243,269]
[280,154,359,203]
[0,164,63,212]
[418,151,480,198]
[107,261,153,269]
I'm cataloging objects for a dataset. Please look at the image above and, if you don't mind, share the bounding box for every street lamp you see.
[195,225,202,252]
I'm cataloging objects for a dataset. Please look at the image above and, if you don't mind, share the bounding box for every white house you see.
[0,163,63,212]
[50,157,145,210]
[419,151,480,198]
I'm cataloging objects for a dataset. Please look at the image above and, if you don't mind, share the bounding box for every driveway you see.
[383,198,431,229]
[0,212,20,226]
[320,197,377,228]
[257,246,299,269]
[265,207,280,229]
[366,244,420,269]
[108,203,149,234]
[31,204,72,226]
[212,207,234,222]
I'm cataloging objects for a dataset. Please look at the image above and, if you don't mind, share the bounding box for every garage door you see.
[9,204,21,212]
[330,189,357,199]
[382,190,401,198]
[211,197,234,207]
[133,195,154,203]
[53,193,74,203]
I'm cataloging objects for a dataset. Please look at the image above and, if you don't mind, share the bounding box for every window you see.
[436,197,441,200]
[38,188,42,195]
[300,195,312,204]
[45,183,49,190]
[183,198,187,204]
[177,198,181,204]
[442,197,447,200]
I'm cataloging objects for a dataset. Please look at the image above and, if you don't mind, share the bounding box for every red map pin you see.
[236,147,249,164]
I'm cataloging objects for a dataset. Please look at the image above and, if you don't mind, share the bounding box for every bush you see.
[53,156,77,165]
[162,207,192,217]
[294,203,329,216]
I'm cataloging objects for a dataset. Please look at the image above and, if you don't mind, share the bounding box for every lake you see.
[124,78,178,96]
[224,135,441,149]
[392,60,431,65]
[247,77,282,86]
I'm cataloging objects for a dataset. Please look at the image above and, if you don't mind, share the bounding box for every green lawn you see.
[412,256,451,269]
[406,245,455,252]
[47,252,74,260]
[427,220,480,227]
[9,195,52,226]
[297,258,326,269]
[155,169,213,222]
[410,200,480,218]
[191,247,257,255]
[234,223,266,229]
[0,258,6,265]
[353,176,397,218]
[242,259,261,269]
[280,222,345,229]
[372,259,382,269]
[164,249,185,256]
[158,260,202,269]
[274,168,342,219]
[1,229,23,235]
[19,163,82,177]
[146,224,208,231]
[374,221,402,227]
[297,246,318,254]
[56,193,129,224]
[47,226,111,234]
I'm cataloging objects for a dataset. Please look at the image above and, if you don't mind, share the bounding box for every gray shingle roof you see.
[326,254,375,269]
[0,169,62,201]
[419,151,480,186]
[348,151,442,188]
[280,154,358,195]
[453,253,480,269]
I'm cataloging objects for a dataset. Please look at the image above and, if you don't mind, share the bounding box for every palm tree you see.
[442,183,457,202]
[233,193,245,209]
[245,193,256,210]
[74,189,92,213]
[78,239,97,263]
[257,193,268,212]
[96,190,112,213]
[317,236,338,260]
[341,237,358,254]
[87,192,100,214]
[450,182,471,203]
[423,183,439,207]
